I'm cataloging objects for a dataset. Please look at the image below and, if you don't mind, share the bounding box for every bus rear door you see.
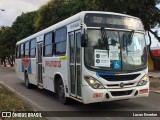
[36,35,44,89]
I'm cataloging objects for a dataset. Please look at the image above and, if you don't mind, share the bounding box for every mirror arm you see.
[81,24,88,47]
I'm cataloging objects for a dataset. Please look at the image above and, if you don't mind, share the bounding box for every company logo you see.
[2,112,12,117]
[1,112,42,118]
[119,82,124,88]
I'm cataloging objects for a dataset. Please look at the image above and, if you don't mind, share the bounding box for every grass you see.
[0,84,45,120]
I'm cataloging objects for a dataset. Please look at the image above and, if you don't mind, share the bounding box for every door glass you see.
[76,32,81,63]
[37,43,43,84]
[69,33,76,95]
[76,32,81,97]
[38,44,42,62]
[77,65,81,96]
[70,65,75,94]
[70,34,74,63]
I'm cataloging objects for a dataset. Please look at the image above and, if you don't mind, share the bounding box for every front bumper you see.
[82,82,149,104]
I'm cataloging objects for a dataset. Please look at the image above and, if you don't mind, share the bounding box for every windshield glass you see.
[85,29,147,71]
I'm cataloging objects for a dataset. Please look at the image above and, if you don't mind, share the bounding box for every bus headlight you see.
[84,75,104,89]
[137,74,148,86]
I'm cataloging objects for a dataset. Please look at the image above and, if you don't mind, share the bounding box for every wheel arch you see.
[54,73,64,93]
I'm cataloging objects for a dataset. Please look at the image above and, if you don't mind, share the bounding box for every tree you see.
[0,11,37,67]
[0,26,14,66]
[11,11,37,42]
[34,0,97,31]
[34,0,61,31]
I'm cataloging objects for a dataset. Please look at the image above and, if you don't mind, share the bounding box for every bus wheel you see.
[57,79,68,104]
[24,72,32,89]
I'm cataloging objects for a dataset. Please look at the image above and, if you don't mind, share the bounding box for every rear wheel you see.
[57,79,68,104]
[24,72,32,89]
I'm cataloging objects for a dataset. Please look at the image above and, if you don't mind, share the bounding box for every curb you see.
[149,90,160,94]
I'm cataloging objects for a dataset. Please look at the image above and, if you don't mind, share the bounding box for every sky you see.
[0,0,50,26]
[156,3,160,9]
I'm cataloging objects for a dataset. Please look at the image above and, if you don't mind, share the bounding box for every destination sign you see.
[84,13,143,30]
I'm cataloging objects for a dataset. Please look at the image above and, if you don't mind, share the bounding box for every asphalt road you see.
[0,67,160,120]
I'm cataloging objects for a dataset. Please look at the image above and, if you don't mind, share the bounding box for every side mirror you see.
[81,34,88,47]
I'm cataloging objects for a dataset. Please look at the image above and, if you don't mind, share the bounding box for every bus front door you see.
[36,42,43,89]
[69,30,82,98]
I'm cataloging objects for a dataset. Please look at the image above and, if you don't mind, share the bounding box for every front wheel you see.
[57,79,68,104]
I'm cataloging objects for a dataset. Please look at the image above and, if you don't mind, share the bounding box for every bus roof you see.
[16,11,140,45]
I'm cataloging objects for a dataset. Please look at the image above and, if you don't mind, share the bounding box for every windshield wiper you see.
[101,27,109,56]
[128,30,134,45]
[123,30,135,55]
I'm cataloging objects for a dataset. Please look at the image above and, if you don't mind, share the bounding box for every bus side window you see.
[25,41,30,57]
[30,39,36,58]
[44,32,53,56]
[20,43,24,58]
[54,27,67,55]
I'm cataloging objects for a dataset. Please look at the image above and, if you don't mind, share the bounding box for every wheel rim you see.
[58,84,65,99]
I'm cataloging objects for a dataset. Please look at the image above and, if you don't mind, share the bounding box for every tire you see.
[57,79,68,104]
[24,72,32,89]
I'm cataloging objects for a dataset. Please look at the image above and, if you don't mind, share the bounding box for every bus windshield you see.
[84,29,147,71]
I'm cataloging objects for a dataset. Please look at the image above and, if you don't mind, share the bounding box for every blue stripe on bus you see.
[27,61,32,74]
[96,72,115,76]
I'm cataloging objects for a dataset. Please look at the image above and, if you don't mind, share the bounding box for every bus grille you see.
[107,83,134,87]
[110,90,133,96]
[100,74,140,81]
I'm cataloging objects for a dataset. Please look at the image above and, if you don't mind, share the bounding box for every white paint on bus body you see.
[67,20,81,32]
[37,35,44,42]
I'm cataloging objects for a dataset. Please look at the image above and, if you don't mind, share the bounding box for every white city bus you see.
[15,11,149,104]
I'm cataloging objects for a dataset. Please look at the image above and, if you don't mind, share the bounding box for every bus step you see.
[38,83,43,89]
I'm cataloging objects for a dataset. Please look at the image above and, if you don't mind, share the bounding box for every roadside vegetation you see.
[0,84,44,120]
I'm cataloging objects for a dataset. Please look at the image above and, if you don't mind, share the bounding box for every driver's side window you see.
[128,34,142,52]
